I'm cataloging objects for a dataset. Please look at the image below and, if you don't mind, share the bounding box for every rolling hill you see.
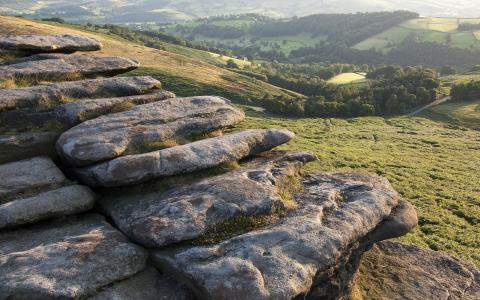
[1,0,480,24]
[0,16,299,103]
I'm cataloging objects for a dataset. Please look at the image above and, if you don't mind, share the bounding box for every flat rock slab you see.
[0,156,65,203]
[0,90,176,131]
[0,76,161,112]
[99,152,316,248]
[57,96,245,167]
[0,34,102,53]
[88,267,194,300]
[358,241,480,300]
[0,185,95,229]
[0,214,147,299]
[0,131,59,164]
[0,54,139,79]
[74,129,295,187]
[152,172,416,299]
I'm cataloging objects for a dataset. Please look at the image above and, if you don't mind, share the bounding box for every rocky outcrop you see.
[0,131,60,164]
[57,96,245,167]
[0,214,148,300]
[0,156,96,228]
[0,156,65,202]
[0,185,95,229]
[88,267,194,300]
[74,129,295,187]
[0,34,102,53]
[355,241,480,300]
[98,151,316,248]
[0,76,161,112]
[151,172,418,300]
[0,54,139,79]
[0,90,176,131]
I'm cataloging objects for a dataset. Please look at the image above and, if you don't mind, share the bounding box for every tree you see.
[226,59,239,69]
[440,65,456,76]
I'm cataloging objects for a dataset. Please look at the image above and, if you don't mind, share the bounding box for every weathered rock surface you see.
[98,151,316,248]
[0,54,139,79]
[0,76,161,112]
[74,129,294,187]
[152,172,417,300]
[0,131,59,164]
[57,96,245,167]
[0,34,102,53]
[0,185,95,229]
[0,214,147,300]
[0,90,176,131]
[88,267,194,300]
[0,156,65,203]
[356,241,480,300]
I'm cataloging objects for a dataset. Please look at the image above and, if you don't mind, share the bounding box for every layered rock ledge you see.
[0,214,147,299]
[0,34,102,53]
[74,129,295,187]
[0,54,139,79]
[98,151,316,247]
[152,171,418,300]
[0,156,95,228]
[0,76,161,112]
[57,96,246,167]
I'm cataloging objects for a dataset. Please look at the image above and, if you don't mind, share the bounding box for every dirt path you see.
[406,96,451,117]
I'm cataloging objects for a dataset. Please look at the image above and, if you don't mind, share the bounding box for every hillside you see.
[0,16,299,102]
[2,0,480,23]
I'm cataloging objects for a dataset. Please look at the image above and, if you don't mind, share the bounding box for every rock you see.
[0,54,139,79]
[0,214,147,299]
[74,129,295,187]
[0,156,65,203]
[0,90,176,131]
[98,151,316,248]
[151,172,417,300]
[0,34,102,53]
[57,96,246,167]
[355,241,480,300]
[0,131,59,164]
[0,76,161,112]
[0,185,95,229]
[88,267,194,300]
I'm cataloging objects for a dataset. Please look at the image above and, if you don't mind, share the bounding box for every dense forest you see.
[451,81,480,102]
[261,66,440,117]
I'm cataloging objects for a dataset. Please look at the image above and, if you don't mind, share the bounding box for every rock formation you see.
[0,54,139,79]
[0,34,102,53]
[0,32,476,300]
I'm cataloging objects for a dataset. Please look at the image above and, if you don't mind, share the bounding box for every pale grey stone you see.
[0,185,96,229]
[98,151,316,247]
[0,76,161,112]
[74,129,295,187]
[57,96,245,167]
[0,214,147,300]
[0,34,102,53]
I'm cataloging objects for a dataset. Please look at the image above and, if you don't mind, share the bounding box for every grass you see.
[354,17,480,52]
[0,16,298,103]
[422,101,480,130]
[238,112,480,267]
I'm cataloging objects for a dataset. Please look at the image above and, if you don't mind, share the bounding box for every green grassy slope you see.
[0,16,300,102]
[238,112,480,267]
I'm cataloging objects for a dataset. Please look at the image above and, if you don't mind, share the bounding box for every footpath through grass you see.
[239,112,480,267]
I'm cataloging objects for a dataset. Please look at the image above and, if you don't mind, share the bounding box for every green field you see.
[354,17,480,52]
[327,72,367,85]
[423,101,480,130]
[238,112,480,267]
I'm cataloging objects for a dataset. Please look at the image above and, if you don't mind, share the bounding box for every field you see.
[423,101,480,130]
[354,17,480,52]
[0,16,299,103]
[238,112,480,267]
[327,72,367,85]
